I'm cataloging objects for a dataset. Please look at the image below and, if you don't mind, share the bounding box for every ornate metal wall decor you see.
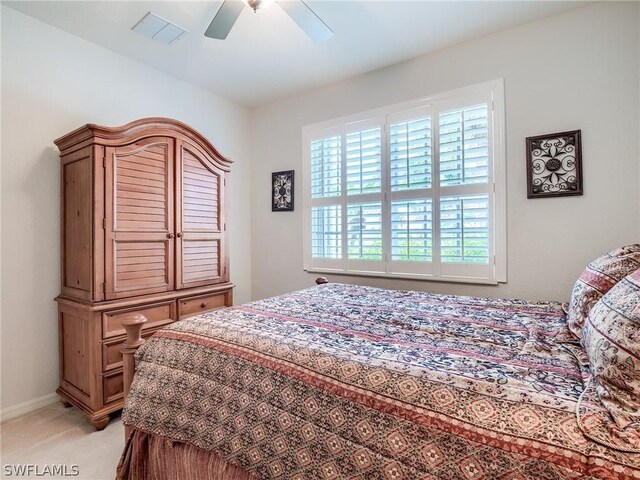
[272,170,294,211]
[526,130,582,198]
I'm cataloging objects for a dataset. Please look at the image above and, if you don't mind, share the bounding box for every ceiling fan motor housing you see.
[206,0,333,43]
[245,0,271,12]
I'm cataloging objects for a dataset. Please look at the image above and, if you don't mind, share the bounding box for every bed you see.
[116,279,640,480]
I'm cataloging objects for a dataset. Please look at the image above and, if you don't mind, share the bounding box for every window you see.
[303,80,506,284]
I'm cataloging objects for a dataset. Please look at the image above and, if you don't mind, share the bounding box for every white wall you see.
[250,2,640,302]
[2,1,640,417]
[0,6,252,413]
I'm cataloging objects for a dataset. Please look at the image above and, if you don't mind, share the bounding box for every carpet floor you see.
[1,403,124,479]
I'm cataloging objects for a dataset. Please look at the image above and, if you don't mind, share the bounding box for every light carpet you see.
[1,403,124,479]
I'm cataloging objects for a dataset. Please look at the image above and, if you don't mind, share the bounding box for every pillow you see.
[567,244,640,340]
[583,268,640,430]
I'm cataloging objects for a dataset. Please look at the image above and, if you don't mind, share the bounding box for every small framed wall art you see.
[525,130,582,198]
[272,170,294,211]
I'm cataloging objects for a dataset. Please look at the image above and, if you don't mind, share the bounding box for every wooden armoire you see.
[54,118,234,430]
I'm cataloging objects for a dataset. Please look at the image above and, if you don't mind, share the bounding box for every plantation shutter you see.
[390,199,432,262]
[311,136,341,198]
[390,117,432,192]
[303,80,504,283]
[307,128,344,271]
[440,195,489,264]
[387,106,435,276]
[347,203,383,260]
[311,205,341,259]
[438,95,494,280]
[345,118,384,273]
[346,128,382,195]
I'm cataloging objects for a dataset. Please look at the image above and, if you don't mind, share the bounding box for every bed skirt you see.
[116,430,256,480]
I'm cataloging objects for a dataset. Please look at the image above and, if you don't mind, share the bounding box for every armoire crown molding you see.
[54,117,233,172]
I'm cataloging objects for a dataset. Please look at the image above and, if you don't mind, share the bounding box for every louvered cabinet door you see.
[105,137,175,299]
[176,141,227,289]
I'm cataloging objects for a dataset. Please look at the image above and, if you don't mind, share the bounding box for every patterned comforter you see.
[122,283,640,479]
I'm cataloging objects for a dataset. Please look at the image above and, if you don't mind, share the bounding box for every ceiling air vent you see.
[132,12,187,45]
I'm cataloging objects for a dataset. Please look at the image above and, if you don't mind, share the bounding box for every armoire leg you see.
[90,415,110,431]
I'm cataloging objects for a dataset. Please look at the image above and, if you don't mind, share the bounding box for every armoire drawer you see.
[102,330,158,372]
[178,292,228,319]
[102,301,176,339]
[103,370,124,405]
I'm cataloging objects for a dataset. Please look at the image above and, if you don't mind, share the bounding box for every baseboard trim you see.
[1,393,58,423]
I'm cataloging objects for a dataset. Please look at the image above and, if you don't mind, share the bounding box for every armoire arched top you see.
[54,117,233,172]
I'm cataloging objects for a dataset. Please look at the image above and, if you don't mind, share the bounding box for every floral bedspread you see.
[122,283,640,479]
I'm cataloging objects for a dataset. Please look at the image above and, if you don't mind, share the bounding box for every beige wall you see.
[0,6,252,413]
[250,1,640,302]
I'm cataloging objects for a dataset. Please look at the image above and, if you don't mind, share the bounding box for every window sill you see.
[304,268,502,286]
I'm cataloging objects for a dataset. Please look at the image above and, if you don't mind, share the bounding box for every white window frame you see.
[302,79,506,285]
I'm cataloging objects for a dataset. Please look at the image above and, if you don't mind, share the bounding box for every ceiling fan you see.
[205,0,333,43]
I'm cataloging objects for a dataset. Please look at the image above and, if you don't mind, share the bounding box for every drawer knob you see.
[200,302,208,308]
[177,232,183,238]
[167,233,174,239]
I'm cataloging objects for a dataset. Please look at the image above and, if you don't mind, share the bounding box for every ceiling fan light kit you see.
[205,0,333,43]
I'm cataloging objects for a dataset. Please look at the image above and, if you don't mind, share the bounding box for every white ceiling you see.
[4,1,588,107]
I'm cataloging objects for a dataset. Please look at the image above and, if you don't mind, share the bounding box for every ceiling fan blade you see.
[205,1,245,39]
[278,1,333,43]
